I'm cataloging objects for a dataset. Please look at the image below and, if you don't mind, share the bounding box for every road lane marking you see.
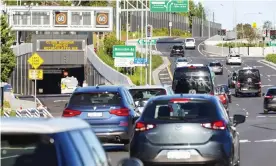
[240,140,251,143]
[1,155,19,160]
[254,139,276,143]
[159,73,168,76]
[54,100,68,103]
[253,66,263,68]
[267,74,276,77]
[236,104,239,106]
[268,79,271,81]
[261,85,274,87]
[159,77,171,80]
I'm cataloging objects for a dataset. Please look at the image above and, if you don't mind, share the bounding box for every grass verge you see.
[96,47,163,85]
[265,54,276,64]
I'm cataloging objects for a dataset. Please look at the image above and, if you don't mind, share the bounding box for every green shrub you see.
[217,42,266,48]
[3,100,11,108]
[266,54,276,64]
[103,33,124,56]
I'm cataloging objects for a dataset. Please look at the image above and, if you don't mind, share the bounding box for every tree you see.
[1,15,16,82]
[236,23,259,43]
[263,20,272,30]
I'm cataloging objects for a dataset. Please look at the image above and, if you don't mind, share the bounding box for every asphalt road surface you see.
[106,37,276,166]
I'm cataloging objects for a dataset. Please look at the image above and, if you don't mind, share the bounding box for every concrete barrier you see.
[86,45,134,85]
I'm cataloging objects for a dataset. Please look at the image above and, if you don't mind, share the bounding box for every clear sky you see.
[194,0,276,30]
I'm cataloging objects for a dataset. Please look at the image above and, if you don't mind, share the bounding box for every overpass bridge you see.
[5,5,133,95]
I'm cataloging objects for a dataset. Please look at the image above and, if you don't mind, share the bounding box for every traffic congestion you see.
[2,37,276,166]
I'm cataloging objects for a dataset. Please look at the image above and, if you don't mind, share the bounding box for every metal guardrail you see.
[2,108,53,118]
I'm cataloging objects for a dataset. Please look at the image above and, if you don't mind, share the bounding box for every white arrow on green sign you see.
[269,40,276,46]
[137,39,157,45]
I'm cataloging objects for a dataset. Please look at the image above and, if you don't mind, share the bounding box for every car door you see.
[219,101,239,163]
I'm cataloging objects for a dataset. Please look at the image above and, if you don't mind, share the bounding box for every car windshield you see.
[69,92,122,106]
[144,99,218,122]
[173,68,212,94]
[129,88,166,100]
[238,69,260,82]
[209,63,222,67]
[1,133,58,166]
[267,89,276,96]
[186,39,195,42]
[173,45,183,50]
[177,58,188,62]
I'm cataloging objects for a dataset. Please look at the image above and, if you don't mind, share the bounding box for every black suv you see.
[170,45,184,57]
[234,68,261,97]
[263,87,276,114]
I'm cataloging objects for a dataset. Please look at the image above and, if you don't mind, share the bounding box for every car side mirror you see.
[117,158,143,166]
[262,93,265,96]
[233,114,246,127]
[65,103,68,108]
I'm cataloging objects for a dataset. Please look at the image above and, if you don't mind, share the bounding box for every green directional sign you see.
[150,0,189,13]
[269,40,276,46]
[137,39,157,45]
[112,45,136,58]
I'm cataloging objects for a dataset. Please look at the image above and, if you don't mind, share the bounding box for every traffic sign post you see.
[112,45,136,58]
[28,53,44,108]
[137,39,157,45]
[150,0,189,13]
[28,69,44,80]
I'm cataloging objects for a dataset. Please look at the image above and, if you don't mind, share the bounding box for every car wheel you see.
[264,109,268,114]
[235,91,239,97]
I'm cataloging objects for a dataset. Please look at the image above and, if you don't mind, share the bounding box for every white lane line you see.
[260,74,263,76]
[242,108,249,117]
[236,104,239,106]
[257,116,266,118]
[159,73,168,76]
[254,139,276,143]
[267,74,276,77]
[230,66,240,68]
[253,66,263,68]
[1,155,19,160]
[54,100,68,103]
[268,79,271,81]
[240,140,251,143]
[258,60,276,70]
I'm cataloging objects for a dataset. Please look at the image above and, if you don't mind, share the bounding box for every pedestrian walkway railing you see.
[2,108,53,118]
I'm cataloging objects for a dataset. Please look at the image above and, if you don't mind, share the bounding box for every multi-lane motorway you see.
[107,38,276,166]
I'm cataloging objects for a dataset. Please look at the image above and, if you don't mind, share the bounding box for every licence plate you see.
[242,88,248,91]
[176,50,180,51]
[88,112,103,117]
[167,151,191,159]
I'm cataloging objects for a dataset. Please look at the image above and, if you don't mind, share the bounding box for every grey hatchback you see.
[130,94,246,166]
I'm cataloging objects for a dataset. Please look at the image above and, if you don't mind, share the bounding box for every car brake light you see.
[265,96,273,99]
[62,109,81,117]
[210,92,214,95]
[169,98,190,103]
[109,108,129,116]
[201,120,226,130]
[237,81,240,88]
[135,122,156,132]
[189,65,196,68]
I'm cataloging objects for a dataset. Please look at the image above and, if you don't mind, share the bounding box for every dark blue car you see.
[62,85,138,151]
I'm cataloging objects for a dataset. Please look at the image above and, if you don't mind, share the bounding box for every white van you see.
[184,38,196,49]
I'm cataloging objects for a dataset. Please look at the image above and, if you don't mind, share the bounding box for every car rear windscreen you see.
[186,39,195,42]
[267,89,276,96]
[173,67,213,94]
[144,99,218,122]
[177,58,188,62]
[238,69,260,82]
[129,88,166,100]
[1,133,58,166]
[209,63,222,66]
[173,45,183,50]
[230,54,240,57]
[69,92,122,106]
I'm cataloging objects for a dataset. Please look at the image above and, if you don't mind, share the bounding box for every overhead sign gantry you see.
[5,5,113,32]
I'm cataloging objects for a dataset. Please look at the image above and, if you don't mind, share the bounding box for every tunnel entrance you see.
[37,65,85,94]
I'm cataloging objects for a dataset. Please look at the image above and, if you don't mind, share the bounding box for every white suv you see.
[184,38,196,49]
[226,53,242,65]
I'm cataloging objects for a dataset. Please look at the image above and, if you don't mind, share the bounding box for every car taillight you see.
[169,98,190,103]
[201,120,226,130]
[135,122,156,132]
[62,109,81,117]
[109,108,129,116]
[210,92,214,95]
[188,66,196,68]
[237,81,240,88]
[265,96,273,99]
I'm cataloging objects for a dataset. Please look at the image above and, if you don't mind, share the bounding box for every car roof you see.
[74,85,124,93]
[128,85,170,90]
[149,94,217,102]
[185,38,195,40]
[1,118,91,134]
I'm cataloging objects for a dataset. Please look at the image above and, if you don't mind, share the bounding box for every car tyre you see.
[264,109,268,114]
[235,91,239,97]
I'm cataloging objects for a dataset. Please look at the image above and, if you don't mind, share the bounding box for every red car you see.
[215,87,229,110]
